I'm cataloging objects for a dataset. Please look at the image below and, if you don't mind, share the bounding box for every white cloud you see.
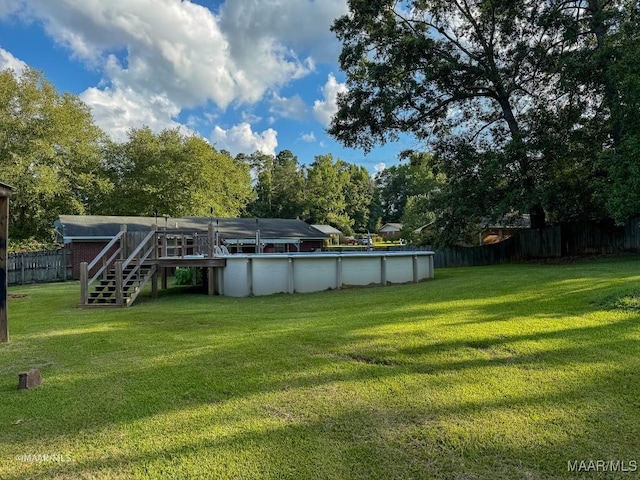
[270,93,308,121]
[0,47,27,75]
[81,81,187,141]
[241,111,262,124]
[301,132,316,143]
[211,122,277,156]
[374,162,387,174]
[0,0,21,17]
[0,0,345,141]
[313,73,347,127]
[218,0,347,63]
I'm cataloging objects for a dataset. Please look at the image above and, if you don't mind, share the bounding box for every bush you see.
[174,268,193,285]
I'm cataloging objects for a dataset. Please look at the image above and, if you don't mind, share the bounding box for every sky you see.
[0,0,415,173]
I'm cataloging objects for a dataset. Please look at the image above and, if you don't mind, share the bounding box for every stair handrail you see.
[122,228,157,271]
[81,228,126,305]
[120,228,157,299]
[87,230,125,276]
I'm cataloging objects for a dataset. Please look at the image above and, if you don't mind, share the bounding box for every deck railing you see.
[80,226,126,305]
[80,224,220,306]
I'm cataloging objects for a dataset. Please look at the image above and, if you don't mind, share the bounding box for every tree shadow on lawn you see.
[2,362,638,480]
[2,261,639,477]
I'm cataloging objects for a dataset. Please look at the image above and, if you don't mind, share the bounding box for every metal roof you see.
[56,215,329,241]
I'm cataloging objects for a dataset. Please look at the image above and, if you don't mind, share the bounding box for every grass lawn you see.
[1,257,639,479]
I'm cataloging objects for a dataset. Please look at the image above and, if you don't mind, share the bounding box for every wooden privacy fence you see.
[8,250,71,285]
[392,217,640,268]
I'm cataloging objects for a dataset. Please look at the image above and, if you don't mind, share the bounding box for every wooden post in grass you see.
[1,182,13,343]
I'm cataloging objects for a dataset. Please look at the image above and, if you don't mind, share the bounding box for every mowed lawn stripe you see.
[1,257,639,479]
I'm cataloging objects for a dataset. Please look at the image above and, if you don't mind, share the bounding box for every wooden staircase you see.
[80,226,158,307]
[80,223,223,307]
[86,263,156,306]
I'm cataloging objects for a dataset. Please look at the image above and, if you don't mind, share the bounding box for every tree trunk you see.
[530,203,546,229]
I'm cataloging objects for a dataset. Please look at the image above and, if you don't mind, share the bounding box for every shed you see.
[311,225,342,244]
[379,223,403,239]
[480,214,531,244]
[1,182,13,343]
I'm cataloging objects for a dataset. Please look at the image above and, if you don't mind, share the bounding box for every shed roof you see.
[311,224,342,235]
[379,223,403,232]
[0,182,13,198]
[56,215,329,241]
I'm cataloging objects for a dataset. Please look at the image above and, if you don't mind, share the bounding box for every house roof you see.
[379,223,403,232]
[311,224,342,235]
[480,214,531,230]
[56,215,329,242]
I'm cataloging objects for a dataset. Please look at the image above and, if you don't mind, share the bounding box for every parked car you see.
[358,237,372,245]
[343,236,357,245]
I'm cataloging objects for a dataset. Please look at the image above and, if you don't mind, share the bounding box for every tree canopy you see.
[330,0,640,244]
[101,127,253,218]
[0,68,109,239]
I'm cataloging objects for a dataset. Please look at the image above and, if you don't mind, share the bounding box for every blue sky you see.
[0,0,415,173]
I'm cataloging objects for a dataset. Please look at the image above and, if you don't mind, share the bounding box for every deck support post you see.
[80,262,88,305]
[115,261,123,306]
[161,267,167,290]
[207,267,215,295]
[151,271,158,298]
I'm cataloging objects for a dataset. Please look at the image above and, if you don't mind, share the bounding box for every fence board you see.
[8,250,71,285]
[408,218,639,269]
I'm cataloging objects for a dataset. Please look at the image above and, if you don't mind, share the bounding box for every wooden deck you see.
[80,226,228,307]
[154,257,226,268]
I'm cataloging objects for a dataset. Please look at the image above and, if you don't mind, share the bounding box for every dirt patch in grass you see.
[339,352,399,366]
[8,294,28,299]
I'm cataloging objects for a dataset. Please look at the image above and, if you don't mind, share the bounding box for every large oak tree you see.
[329,0,640,243]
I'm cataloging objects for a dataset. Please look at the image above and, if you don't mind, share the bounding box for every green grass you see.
[1,257,640,479]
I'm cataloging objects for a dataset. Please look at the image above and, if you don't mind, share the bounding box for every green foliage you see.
[0,68,110,240]
[8,238,62,253]
[3,258,640,478]
[246,150,306,219]
[305,154,354,233]
[376,158,441,224]
[330,0,640,244]
[173,267,202,286]
[101,127,253,218]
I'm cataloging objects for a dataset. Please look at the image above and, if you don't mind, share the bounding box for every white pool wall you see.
[216,251,434,297]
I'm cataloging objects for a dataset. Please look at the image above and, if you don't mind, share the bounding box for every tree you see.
[0,68,110,240]
[271,150,307,219]
[305,154,353,232]
[375,155,441,224]
[330,1,640,243]
[102,127,253,217]
[245,150,307,219]
[341,163,373,232]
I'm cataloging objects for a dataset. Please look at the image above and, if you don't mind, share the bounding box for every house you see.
[378,223,403,239]
[311,225,342,245]
[56,215,329,279]
[479,214,531,244]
